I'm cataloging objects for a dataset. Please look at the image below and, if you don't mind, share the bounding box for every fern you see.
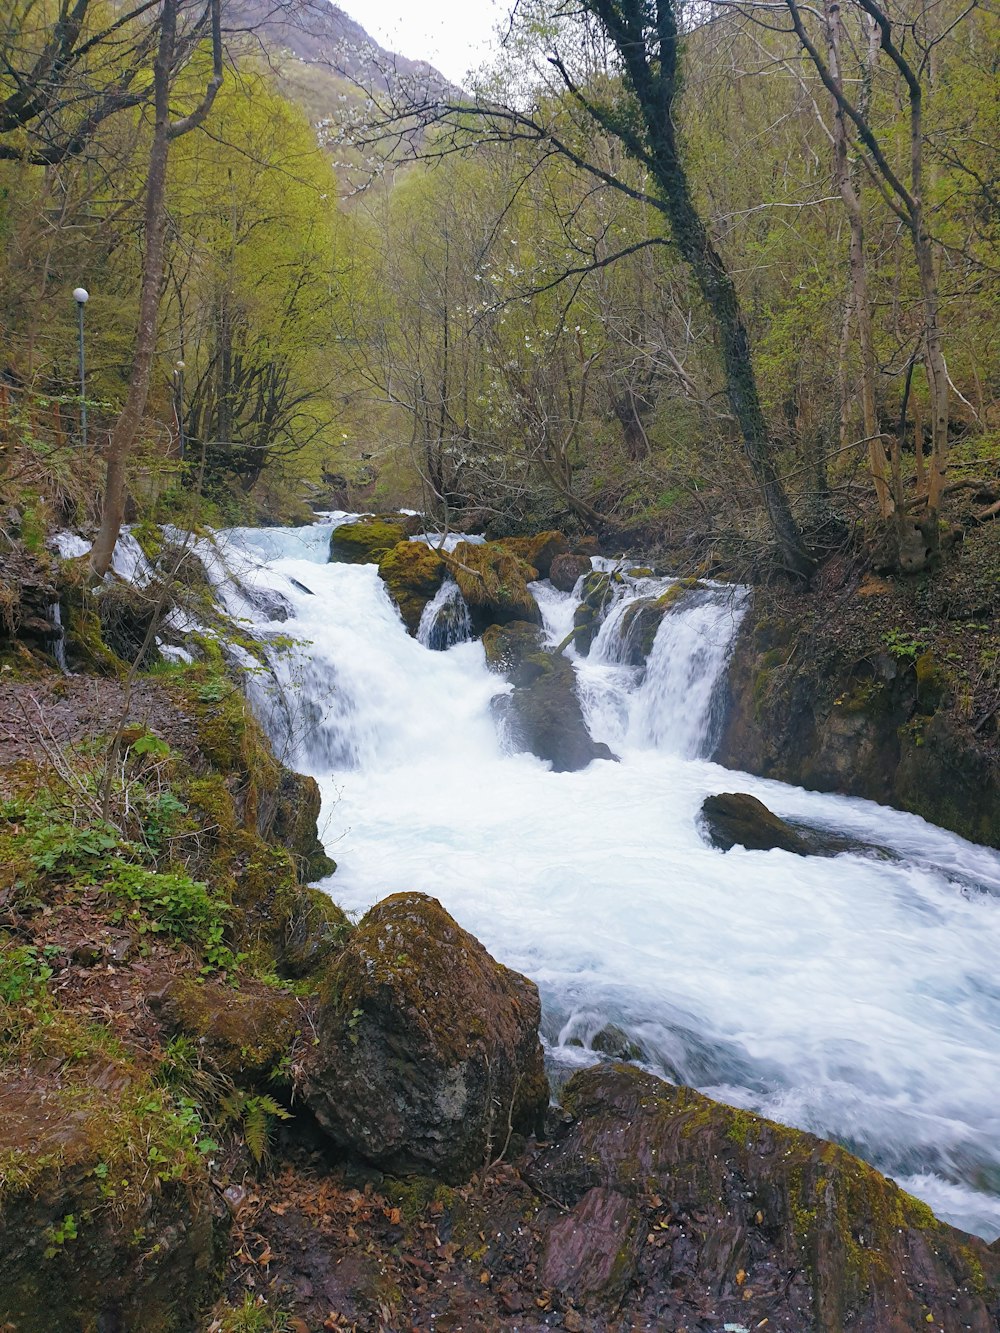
[220,1090,291,1163]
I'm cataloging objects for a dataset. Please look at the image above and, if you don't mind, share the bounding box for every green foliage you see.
[882,628,930,661]
[43,1213,78,1259]
[219,1089,291,1164]
[218,1293,292,1333]
[104,862,228,948]
[0,941,55,1007]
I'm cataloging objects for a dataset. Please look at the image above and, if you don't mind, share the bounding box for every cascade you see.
[417,578,473,650]
[95,517,1000,1240]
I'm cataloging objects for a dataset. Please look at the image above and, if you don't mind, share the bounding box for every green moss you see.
[377,541,445,634]
[330,520,407,564]
[446,541,541,627]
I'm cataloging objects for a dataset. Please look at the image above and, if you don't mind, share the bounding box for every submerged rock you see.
[616,579,708,666]
[549,552,592,593]
[448,540,541,634]
[700,791,809,854]
[377,540,446,635]
[493,651,617,771]
[300,892,548,1182]
[330,518,408,564]
[531,1063,1000,1330]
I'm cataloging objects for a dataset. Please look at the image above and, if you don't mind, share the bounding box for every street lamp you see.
[73,287,89,448]
[173,359,186,460]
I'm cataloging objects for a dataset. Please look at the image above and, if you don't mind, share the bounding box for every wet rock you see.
[616,580,708,666]
[531,1063,1000,1332]
[492,651,617,771]
[378,540,446,635]
[280,886,353,979]
[300,892,548,1182]
[700,791,809,854]
[329,518,408,564]
[549,552,592,592]
[448,540,542,634]
[541,1187,642,1309]
[572,571,614,656]
[151,978,302,1081]
[481,620,545,683]
[420,582,472,650]
[591,1024,645,1062]
[269,769,337,882]
[502,530,569,579]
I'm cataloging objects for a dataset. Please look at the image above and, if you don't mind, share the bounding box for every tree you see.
[89,0,222,575]
[364,0,815,574]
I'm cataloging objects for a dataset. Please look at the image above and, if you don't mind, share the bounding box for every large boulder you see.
[448,540,541,634]
[492,651,617,771]
[531,1063,1000,1331]
[300,893,548,1182]
[502,531,569,579]
[481,620,545,683]
[329,518,408,564]
[549,552,592,592]
[700,791,809,854]
[377,540,446,635]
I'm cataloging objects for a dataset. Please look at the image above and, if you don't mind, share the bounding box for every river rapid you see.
[205,515,1000,1240]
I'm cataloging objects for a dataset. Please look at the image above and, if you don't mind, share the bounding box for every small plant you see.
[216,1292,292,1333]
[881,627,929,661]
[0,942,55,1008]
[43,1213,78,1258]
[219,1090,291,1163]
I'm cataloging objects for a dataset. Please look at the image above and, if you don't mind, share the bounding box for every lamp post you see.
[72,287,89,448]
[173,360,186,460]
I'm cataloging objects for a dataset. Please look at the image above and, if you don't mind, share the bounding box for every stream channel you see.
[171,515,1000,1240]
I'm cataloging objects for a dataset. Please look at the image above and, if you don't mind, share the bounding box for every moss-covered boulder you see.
[531,1063,1000,1331]
[549,552,592,592]
[492,651,617,771]
[377,540,446,635]
[150,978,303,1081]
[300,892,548,1182]
[330,519,408,564]
[481,620,545,683]
[0,1061,228,1332]
[502,530,569,579]
[700,791,809,854]
[447,540,541,634]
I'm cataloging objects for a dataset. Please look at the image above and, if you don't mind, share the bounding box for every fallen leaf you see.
[479,1270,490,1285]
[736,1269,746,1286]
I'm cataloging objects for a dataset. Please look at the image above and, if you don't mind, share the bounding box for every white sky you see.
[339,0,507,87]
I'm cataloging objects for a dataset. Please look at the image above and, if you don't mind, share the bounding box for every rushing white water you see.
[192,518,1000,1240]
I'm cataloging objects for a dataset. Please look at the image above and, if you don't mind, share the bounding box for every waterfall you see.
[48,600,67,673]
[73,517,1000,1241]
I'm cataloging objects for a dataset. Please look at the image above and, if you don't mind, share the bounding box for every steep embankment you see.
[715,524,1000,847]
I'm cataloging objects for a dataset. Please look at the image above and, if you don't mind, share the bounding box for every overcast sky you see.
[340,0,507,86]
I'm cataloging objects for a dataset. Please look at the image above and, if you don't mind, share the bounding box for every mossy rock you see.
[279,886,353,980]
[301,892,548,1182]
[330,519,408,564]
[0,1060,228,1332]
[502,530,569,579]
[550,552,593,592]
[447,540,542,634]
[573,571,614,657]
[151,977,303,1081]
[534,1063,999,1331]
[269,769,336,883]
[481,620,545,682]
[377,540,446,635]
